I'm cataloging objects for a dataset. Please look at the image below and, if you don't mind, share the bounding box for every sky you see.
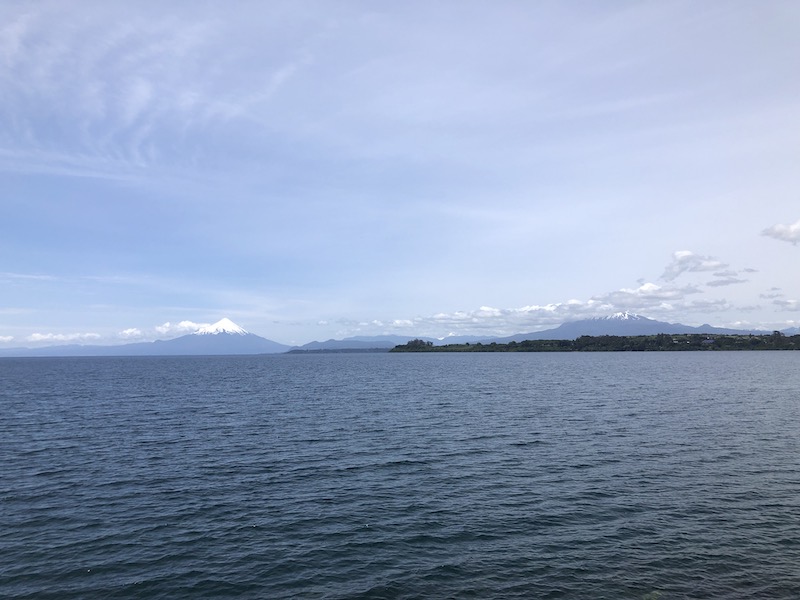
[1,0,799,347]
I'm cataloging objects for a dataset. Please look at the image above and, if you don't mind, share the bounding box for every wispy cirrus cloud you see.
[0,4,313,178]
[762,219,800,245]
[707,278,747,287]
[0,271,58,282]
[706,267,750,288]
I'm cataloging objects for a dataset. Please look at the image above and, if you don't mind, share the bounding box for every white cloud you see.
[27,332,101,343]
[119,327,143,338]
[477,306,503,317]
[154,320,207,335]
[591,281,702,309]
[661,251,728,282]
[0,335,13,342]
[762,220,800,245]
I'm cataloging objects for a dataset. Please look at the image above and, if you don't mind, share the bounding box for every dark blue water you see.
[2,352,799,599]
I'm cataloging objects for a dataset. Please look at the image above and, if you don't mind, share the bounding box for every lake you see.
[3,352,799,599]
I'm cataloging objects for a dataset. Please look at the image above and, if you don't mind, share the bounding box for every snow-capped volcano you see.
[194,318,249,336]
[488,311,769,342]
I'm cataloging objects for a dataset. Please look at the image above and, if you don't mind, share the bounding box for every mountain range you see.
[0,318,290,357]
[1,313,794,357]
[484,311,776,342]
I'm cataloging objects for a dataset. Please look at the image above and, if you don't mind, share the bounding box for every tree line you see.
[391,332,800,352]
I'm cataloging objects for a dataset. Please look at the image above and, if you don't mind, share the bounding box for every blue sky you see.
[2,0,799,346]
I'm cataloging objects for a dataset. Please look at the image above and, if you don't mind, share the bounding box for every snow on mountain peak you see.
[194,318,248,336]
[603,311,643,321]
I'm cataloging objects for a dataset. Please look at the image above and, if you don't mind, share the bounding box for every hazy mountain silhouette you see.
[486,312,770,343]
[1,319,289,357]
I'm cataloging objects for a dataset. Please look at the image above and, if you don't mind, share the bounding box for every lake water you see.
[3,352,800,599]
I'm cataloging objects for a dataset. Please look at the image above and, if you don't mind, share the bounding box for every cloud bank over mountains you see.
[5,231,800,346]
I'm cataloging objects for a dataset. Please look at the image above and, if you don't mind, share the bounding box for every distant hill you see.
[294,335,436,351]
[294,333,500,351]
[0,318,290,357]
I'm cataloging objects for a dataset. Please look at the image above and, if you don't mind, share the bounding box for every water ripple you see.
[2,352,800,598]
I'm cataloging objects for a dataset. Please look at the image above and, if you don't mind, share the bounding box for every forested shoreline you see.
[391,333,800,352]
